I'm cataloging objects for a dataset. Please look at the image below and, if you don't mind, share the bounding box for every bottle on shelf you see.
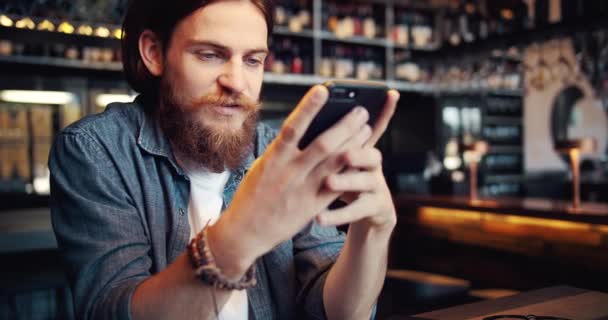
[444,1,461,46]
[411,12,433,48]
[290,44,303,74]
[324,2,381,40]
[392,10,410,46]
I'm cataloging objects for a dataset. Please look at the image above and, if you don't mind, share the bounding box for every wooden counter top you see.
[394,194,608,225]
[412,286,608,320]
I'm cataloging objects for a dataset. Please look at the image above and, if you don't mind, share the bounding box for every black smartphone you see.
[298,80,389,149]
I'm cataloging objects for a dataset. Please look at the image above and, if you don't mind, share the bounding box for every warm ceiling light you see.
[77,24,93,36]
[94,26,111,38]
[501,9,514,20]
[0,90,76,105]
[113,28,123,39]
[37,19,55,32]
[58,21,75,34]
[0,15,13,27]
[15,17,35,29]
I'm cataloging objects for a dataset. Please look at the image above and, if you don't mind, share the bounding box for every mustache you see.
[191,93,261,112]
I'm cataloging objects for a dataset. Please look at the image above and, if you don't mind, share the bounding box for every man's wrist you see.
[349,216,395,244]
[206,216,258,281]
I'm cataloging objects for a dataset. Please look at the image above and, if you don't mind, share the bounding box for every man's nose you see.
[217,58,246,95]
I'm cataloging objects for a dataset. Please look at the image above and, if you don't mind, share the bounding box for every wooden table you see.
[402,286,608,320]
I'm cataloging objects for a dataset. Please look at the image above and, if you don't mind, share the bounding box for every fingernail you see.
[313,86,326,100]
[355,106,368,120]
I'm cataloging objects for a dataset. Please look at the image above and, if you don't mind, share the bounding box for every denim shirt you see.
[49,96,345,320]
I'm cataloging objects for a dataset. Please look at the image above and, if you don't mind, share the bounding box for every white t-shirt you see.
[182,165,248,320]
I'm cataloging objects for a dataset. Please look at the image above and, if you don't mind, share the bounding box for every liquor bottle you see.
[320,44,333,77]
[478,0,490,39]
[355,47,369,80]
[392,10,409,46]
[412,12,433,48]
[326,2,338,33]
[296,0,311,29]
[335,45,354,78]
[444,2,461,46]
[362,5,376,39]
[370,48,383,80]
[0,40,12,56]
[275,3,287,26]
[290,44,303,74]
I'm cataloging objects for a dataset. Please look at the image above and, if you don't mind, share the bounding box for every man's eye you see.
[246,57,263,66]
[198,52,220,60]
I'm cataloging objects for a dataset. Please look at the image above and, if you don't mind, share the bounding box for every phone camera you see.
[348,90,356,98]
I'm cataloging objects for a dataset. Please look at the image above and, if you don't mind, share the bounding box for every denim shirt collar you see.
[134,95,255,198]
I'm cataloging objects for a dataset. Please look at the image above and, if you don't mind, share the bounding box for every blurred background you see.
[0,0,607,319]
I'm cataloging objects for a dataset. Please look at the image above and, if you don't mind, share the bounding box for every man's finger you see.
[342,147,383,170]
[308,124,372,182]
[297,106,369,171]
[276,85,329,152]
[316,197,373,226]
[325,171,378,193]
[366,89,399,147]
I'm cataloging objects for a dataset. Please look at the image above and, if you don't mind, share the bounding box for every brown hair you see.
[121,0,274,98]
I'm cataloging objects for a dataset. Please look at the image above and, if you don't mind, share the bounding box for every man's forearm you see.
[131,253,235,320]
[323,223,393,320]
[131,217,259,320]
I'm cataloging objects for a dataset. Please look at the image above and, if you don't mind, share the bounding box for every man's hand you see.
[316,146,396,231]
[322,90,400,232]
[208,85,374,278]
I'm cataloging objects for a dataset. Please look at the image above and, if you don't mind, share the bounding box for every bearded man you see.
[49,0,400,319]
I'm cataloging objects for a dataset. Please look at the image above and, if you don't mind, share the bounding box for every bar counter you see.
[394,194,608,224]
[393,194,608,271]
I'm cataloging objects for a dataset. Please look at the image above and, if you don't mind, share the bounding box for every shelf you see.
[485,89,524,97]
[272,26,314,38]
[0,53,516,96]
[483,116,522,125]
[0,55,122,72]
[488,54,523,64]
[388,80,434,93]
[263,73,328,86]
[319,31,442,52]
[484,174,524,183]
[488,146,523,154]
[262,74,522,95]
[436,16,608,56]
[0,25,121,48]
[391,42,441,52]
[439,87,523,97]
[263,73,439,93]
[319,31,389,47]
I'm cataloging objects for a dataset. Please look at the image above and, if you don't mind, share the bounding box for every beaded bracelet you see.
[187,225,257,290]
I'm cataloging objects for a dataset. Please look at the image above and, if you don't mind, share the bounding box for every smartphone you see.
[298,80,389,149]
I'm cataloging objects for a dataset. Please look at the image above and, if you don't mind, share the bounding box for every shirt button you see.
[179,208,186,216]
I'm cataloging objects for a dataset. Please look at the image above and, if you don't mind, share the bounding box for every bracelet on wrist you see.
[187,224,257,290]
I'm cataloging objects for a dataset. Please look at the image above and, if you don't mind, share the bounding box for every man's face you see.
[157,0,268,171]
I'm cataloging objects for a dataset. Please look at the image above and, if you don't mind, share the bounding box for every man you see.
[49,0,400,319]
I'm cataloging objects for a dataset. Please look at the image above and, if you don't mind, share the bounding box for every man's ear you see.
[139,30,164,77]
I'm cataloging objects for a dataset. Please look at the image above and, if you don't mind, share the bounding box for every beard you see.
[157,77,260,173]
